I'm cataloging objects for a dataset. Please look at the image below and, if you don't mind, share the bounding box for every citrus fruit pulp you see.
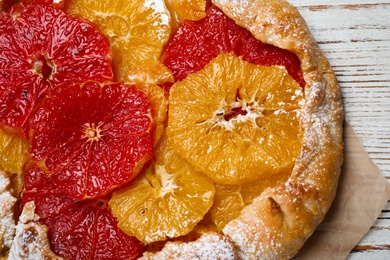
[161,5,305,87]
[109,133,215,244]
[167,52,303,185]
[28,0,65,8]
[65,0,174,85]
[29,81,153,200]
[21,164,146,260]
[0,127,29,175]
[164,0,207,29]
[210,165,292,230]
[135,84,168,147]
[0,2,113,138]
[0,0,18,12]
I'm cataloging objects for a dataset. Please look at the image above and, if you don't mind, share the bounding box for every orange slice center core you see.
[212,91,264,130]
[30,52,54,80]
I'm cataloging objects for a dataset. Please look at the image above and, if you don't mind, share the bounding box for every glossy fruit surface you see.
[22,164,146,260]
[0,0,18,12]
[210,166,292,230]
[109,133,215,243]
[135,84,168,147]
[65,0,173,85]
[0,3,112,137]
[162,5,305,87]
[29,81,153,200]
[168,53,303,185]
[25,0,65,8]
[0,127,29,175]
[164,0,207,29]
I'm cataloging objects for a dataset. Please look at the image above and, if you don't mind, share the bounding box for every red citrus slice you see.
[21,164,146,260]
[0,0,18,12]
[29,81,153,200]
[0,2,112,137]
[31,0,65,8]
[161,5,304,87]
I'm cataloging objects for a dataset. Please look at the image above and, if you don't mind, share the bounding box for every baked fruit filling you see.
[0,1,338,259]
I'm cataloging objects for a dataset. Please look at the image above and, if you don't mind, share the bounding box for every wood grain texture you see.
[288,0,390,258]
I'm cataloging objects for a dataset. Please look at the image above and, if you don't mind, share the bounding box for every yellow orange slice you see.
[65,0,174,85]
[109,134,215,243]
[136,84,168,147]
[164,0,207,28]
[210,166,292,230]
[0,127,29,175]
[167,52,303,185]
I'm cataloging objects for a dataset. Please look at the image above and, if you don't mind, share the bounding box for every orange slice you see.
[65,0,174,85]
[109,133,215,243]
[167,52,303,185]
[0,127,29,175]
[136,84,168,147]
[164,0,207,28]
[210,166,292,230]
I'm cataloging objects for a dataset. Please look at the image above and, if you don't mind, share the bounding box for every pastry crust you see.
[8,201,64,260]
[140,233,238,260]
[0,171,17,256]
[144,0,343,258]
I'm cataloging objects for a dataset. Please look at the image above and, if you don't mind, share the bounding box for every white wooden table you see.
[289,0,390,258]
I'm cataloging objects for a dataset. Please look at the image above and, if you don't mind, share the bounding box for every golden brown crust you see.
[8,201,64,260]
[0,171,17,256]
[140,233,238,260]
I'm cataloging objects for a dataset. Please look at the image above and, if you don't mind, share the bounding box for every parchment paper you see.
[295,122,390,259]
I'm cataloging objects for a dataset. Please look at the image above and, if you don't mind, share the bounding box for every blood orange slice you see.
[23,0,65,8]
[22,164,146,260]
[29,81,153,200]
[0,0,18,12]
[0,2,112,137]
[161,5,305,87]
[167,53,303,185]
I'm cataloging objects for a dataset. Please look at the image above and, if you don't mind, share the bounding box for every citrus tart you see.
[0,0,343,259]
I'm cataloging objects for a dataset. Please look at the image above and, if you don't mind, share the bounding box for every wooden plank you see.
[353,219,390,246]
[288,1,390,179]
[349,250,390,260]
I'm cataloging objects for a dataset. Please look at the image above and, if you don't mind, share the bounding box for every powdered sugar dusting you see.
[0,171,17,253]
[215,0,251,14]
[8,201,64,260]
[223,216,283,260]
[140,233,237,259]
